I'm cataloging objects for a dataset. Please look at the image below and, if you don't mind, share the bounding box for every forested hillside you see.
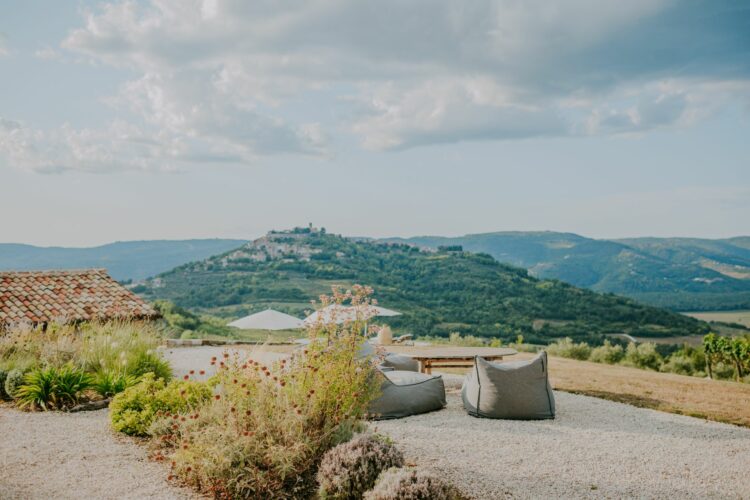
[386,232,750,310]
[139,230,707,344]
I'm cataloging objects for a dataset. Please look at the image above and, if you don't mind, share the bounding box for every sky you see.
[0,0,749,247]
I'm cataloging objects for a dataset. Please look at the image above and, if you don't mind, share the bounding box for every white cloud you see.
[3,0,749,173]
[34,47,59,60]
[0,117,182,174]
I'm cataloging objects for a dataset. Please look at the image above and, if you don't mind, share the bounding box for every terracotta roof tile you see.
[0,269,158,327]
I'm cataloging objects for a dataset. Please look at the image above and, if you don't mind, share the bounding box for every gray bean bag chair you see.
[380,353,419,372]
[462,352,555,420]
[369,370,446,420]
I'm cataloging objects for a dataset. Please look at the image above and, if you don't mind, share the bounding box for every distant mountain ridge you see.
[383,232,750,311]
[0,240,248,281]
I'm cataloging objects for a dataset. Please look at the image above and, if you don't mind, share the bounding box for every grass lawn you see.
[394,349,750,428]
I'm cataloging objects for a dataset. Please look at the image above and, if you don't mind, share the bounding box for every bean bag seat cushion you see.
[380,353,419,372]
[461,352,555,420]
[369,371,446,420]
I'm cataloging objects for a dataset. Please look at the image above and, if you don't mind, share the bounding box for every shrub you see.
[660,353,697,376]
[589,341,624,364]
[126,351,172,380]
[624,342,663,371]
[364,468,463,500]
[161,285,382,499]
[546,338,592,361]
[92,370,138,398]
[15,365,92,410]
[317,433,404,499]
[110,373,212,436]
[4,369,26,398]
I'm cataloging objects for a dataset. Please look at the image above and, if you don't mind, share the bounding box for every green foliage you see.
[589,341,625,364]
[546,338,592,360]
[155,286,382,499]
[703,333,750,380]
[92,370,138,398]
[623,343,663,371]
[0,321,173,411]
[15,365,92,410]
[364,467,463,500]
[109,373,212,436]
[4,369,26,398]
[140,232,708,344]
[317,433,404,500]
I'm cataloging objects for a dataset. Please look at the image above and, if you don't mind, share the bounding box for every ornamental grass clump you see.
[15,365,92,410]
[157,286,381,499]
[317,433,404,499]
[364,468,464,500]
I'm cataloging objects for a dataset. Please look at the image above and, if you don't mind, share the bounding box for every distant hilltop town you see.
[219,225,330,266]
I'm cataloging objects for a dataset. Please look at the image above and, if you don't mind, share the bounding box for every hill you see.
[0,239,247,281]
[385,232,750,311]
[138,229,707,344]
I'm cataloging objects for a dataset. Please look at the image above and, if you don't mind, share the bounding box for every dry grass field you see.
[400,350,750,428]
[684,310,750,328]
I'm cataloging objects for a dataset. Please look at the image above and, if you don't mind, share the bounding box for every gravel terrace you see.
[0,407,198,500]
[374,374,750,499]
[2,348,749,499]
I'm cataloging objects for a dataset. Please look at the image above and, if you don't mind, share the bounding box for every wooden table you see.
[388,346,518,374]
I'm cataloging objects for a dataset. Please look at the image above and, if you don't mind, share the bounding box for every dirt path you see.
[0,407,197,500]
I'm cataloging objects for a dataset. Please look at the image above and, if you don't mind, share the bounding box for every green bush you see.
[92,370,138,398]
[624,342,663,371]
[660,353,698,376]
[126,351,172,380]
[317,433,404,499]
[110,373,212,436]
[589,341,624,364]
[4,369,26,399]
[364,468,463,500]
[15,365,92,410]
[546,337,592,361]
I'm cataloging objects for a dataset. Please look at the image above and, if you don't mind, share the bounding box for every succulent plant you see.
[364,467,463,500]
[317,433,404,499]
[4,369,26,399]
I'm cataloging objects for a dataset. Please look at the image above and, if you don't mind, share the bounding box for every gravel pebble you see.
[0,407,198,500]
[374,375,750,499]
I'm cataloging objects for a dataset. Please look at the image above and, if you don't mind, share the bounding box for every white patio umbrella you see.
[228,309,304,330]
[303,304,401,326]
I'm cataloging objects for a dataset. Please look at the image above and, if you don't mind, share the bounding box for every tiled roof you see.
[0,269,158,326]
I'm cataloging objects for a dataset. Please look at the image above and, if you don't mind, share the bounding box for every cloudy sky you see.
[1,0,749,246]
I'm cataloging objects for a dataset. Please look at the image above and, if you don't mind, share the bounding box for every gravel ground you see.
[0,407,197,500]
[3,350,749,500]
[374,374,750,500]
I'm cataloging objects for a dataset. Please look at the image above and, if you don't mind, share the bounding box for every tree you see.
[727,337,749,381]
